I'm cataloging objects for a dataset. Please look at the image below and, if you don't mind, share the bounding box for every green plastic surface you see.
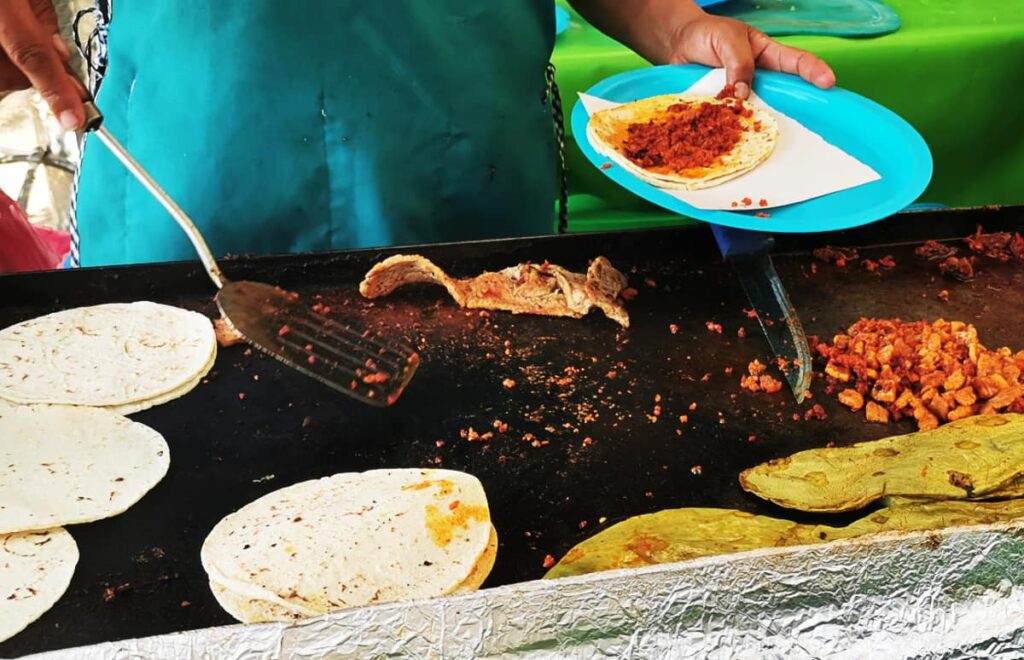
[713,0,900,37]
[552,0,1024,233]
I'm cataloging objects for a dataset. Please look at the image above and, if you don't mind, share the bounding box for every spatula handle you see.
[710,224,774,260]
[80,99,226,289]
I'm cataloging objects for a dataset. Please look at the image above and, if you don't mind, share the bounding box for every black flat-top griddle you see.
[2,206,1023,657]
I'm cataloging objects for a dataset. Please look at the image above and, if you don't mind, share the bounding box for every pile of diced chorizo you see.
[817,318,1024,431]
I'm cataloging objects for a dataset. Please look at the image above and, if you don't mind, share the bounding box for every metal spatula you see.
[711,225,812,403]
[79,101,419,406]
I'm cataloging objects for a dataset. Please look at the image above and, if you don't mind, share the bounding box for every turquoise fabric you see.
[76,2,556,266]
[711,0,900,38]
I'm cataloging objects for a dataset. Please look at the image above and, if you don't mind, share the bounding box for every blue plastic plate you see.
[698,0,732,7]
[572,65,933,233]
[555,5,570,35]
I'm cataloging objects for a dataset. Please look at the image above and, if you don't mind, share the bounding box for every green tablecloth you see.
[552,0,1024,232]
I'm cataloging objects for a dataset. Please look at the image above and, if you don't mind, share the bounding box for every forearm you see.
[566,0,704,64]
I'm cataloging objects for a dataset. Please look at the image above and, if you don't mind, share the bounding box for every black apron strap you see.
[545,62,568,234]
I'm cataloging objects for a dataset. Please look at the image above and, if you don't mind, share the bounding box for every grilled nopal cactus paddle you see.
[740,414,1024,513]
[544,499,1024,580]
[884,474,1024,507]
[544,508,819,579]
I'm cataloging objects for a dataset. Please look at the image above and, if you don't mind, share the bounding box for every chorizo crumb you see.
[838,388,865,411]
[803,404,827,421]
[759,375,783,394]
[865,401,890,424]
[619,288,639,301]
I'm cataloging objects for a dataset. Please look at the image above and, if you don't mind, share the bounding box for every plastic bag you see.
[0,188,70,273]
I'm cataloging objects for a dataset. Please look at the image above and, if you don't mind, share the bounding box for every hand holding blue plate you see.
[572,65,932,233]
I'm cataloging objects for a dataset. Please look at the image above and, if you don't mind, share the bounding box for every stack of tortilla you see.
[202,468,497,623]
[0,301,207,642]
[0,301,217,414]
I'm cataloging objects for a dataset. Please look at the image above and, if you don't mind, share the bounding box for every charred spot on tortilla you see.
[587,93,778,191]
[359,255,630,327]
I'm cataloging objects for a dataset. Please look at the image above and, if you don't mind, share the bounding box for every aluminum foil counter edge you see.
[32,523,1024,659]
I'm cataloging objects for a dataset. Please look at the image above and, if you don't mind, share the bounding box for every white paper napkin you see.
[579,68,881,211]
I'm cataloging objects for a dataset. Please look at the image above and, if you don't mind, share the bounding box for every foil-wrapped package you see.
[33,523,1024,659]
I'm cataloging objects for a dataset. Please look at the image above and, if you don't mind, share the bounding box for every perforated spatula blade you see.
[80,98,419,406]
[216,281,419,406]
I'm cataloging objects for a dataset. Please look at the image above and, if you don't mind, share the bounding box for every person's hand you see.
[0,0,84,129]
[668,14,835,99]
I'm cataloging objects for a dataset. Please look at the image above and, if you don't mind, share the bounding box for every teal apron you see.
[75,2,556,266]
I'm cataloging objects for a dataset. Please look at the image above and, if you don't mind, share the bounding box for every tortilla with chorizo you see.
[587,93,778,191]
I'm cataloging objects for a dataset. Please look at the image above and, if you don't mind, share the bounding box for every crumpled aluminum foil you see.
[0,0,92,234]
[32,523,1024,659]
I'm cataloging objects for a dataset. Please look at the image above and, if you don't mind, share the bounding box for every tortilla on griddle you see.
[0,404,169,534]
[0,528,78,643]
[545,499,1024,579]
[201,469,495,622]
[207,580,307,624]
[209,525,499,624]
[739,414,1024,513]
[587,94,778,191]
[0,302,216,414]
